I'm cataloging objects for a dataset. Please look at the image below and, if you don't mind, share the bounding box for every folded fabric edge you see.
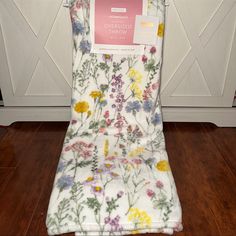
[47,220,183,235]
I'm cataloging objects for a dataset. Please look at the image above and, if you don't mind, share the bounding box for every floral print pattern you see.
[46,0,182,235]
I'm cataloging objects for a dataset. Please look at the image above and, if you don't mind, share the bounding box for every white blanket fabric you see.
[46,0,183,235]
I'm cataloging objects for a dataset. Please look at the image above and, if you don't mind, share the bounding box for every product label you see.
[133,15,159,45]
[90,0,148,55]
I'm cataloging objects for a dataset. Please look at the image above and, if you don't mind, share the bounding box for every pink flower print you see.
[64,146,72,152]
[104,110,110,118]
[142,55,148,63]
[147,189,155,198]
[99,127,106,133]
[88,143,94,148]
[71,119,77,125]
[152,82,159,90]
[143,86,152,100]
[106,156,116,161]
[71,141,94,159]
[120,158,129,164]
[71,142,81,152]
[106,119,112,126]
[150,46,157,54]
[156,180,164,189]
[132,159,142,165]
[81,150,92,159]
[110,172,120,178]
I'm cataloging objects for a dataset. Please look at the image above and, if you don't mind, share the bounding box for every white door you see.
[160,0,236,107]
[0,0,73,106]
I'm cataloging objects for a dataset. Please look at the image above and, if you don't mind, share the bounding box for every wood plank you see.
[163,123,220,236]
[0,126,7,140]
[0,122,41,167]
[171,123,236,236]
[0,168,14,194]
[25,123,69,236]
[202,123,236,177]
[0,122,68,236]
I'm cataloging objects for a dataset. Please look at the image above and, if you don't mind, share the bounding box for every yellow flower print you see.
[90,90,103,99]
[74,101,89,113]
[131,230,140,234]
[158,23,165,37]
[85,176,94,183]
[128,68,137,78]
[130,83,143,100]
[99,97,105,103]
[87,110,92,117]
[128,146,145,157]
[148,0,153,8]
[156,160,170,172]
[128,68,143,83]
[135,71,142,83]
[104,139,109,157]
[128,208,152,228]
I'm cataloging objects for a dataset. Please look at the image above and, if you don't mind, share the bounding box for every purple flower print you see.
[117,191,124,198]
[56,175,73,191]
[79,39,91,54]
[104,216,111,224]
[125,101,141,114]
[143,99,154,112]
[111,74,125,113]
[104,215,123,232]
[151,112,161,126]
[102,54,113,62]
[82,176,97,185]
[91,185,103,195]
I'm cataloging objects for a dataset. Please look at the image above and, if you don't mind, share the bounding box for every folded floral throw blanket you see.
[46,0,182,235]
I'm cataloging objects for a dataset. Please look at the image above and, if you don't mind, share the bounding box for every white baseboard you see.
[0,107,236,127]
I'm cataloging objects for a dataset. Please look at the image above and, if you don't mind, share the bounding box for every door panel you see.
[161,0,236,107]
[0,0,72,106]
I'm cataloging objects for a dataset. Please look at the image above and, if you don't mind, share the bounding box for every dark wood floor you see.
[0,122,236,236]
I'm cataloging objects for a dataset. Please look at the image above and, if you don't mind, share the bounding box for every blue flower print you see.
[143,100,153,112]
[79,40,91,54]
[72,20,84,35]
[125,101,141,114]
[56,175,73,191]
[151,112,161,126]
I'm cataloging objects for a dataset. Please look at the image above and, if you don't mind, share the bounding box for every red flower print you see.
[150,46,157,54]
[142,55,148,63]
[147,189,155,198]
